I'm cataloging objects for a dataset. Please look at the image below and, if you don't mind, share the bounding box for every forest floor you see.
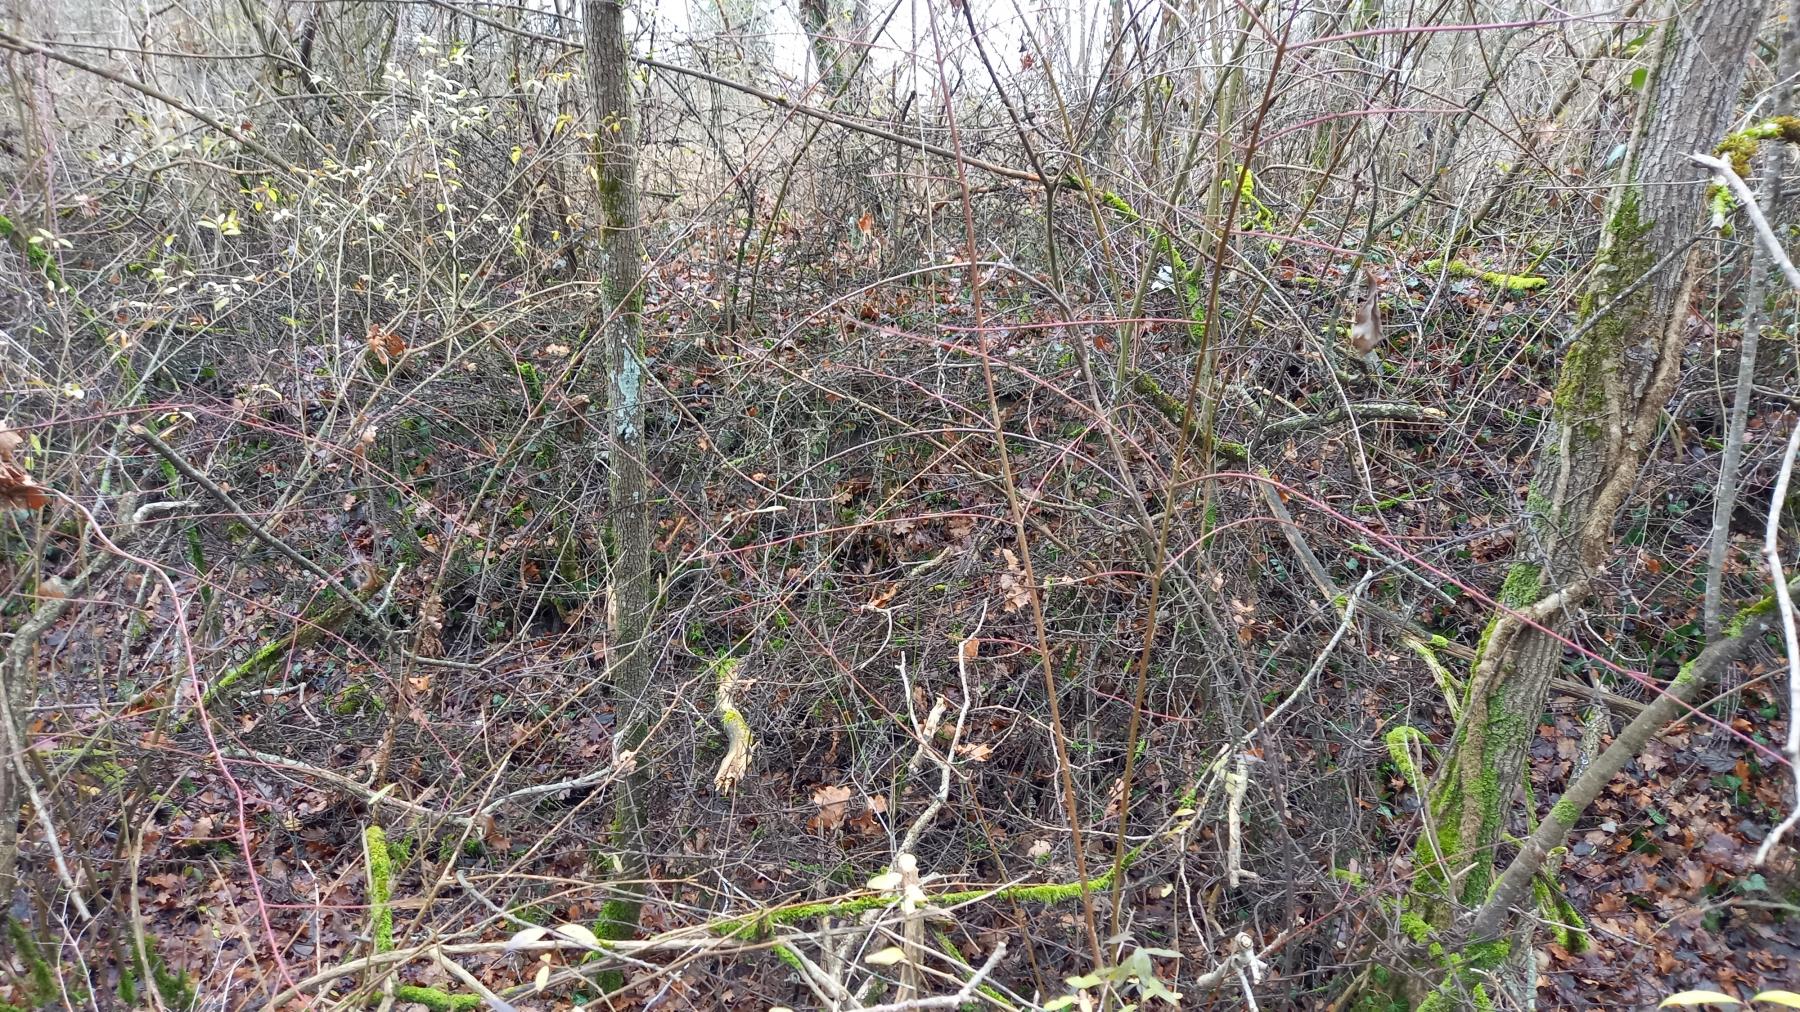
[6,243,1797,1010]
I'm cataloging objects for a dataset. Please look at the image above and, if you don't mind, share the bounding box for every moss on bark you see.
[394,984,484,1010]
[365,825,394,953]
[1423,259,1547,290]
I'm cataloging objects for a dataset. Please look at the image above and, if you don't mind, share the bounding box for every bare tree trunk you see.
[583,0,653,951]
[1407,0,1767,995]
[799,0,867,97]
[1706,0,1800,661]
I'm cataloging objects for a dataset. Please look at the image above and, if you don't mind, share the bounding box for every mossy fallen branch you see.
[712,656,752,792]
[393,984,484,1011]
[1129,372,1249,462]
[194,594,364,715]
[365,825,395,954]
[362,824,485,1009]
[772,943,805,972]
[1403,638,1464,720]
[1423,258,1546,291]
[1068,175,1210,346]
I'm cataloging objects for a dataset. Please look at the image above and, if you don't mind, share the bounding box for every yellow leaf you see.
[533,962,550,991]
[866,871,903,891]
[506,925,551,949]
[1660,992,1741,1007]
[1752,993,1800,1009]
[865,946,908,966]
[510,146,523,165]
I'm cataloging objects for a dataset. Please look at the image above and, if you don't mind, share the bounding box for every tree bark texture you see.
[1705,0,1800,645]
[798,0,867,97]
[582,0,653,943]
[1429,0,1767,918]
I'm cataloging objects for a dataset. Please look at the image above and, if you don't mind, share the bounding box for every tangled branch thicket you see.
[1,0,1797,1009]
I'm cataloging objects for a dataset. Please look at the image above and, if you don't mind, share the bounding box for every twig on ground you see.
[855,942,1006,1012]
[897,612,978,856]
[221,748,477,829]
[431,946,517,1012]
[0,497,187,916]
[712,657,753,792]
[476,761,614,815]
[1224,754,1255,890]
[785,940,856,1009]
[1192,932,1268,996]
[1255,573,1373,735]
[131,425,389,630]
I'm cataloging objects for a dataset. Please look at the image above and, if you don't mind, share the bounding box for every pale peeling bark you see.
[583,0,654,945]
[1423,0,1767,943]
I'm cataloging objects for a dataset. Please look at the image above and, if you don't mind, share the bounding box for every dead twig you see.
[131,425,389,630]
[1754,421,1800,863]
[855,942,1007,1012]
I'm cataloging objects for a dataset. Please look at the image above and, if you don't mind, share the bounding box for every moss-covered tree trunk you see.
[1405,0,1767,998]
[582,0,654,951]
[798,0,866,98]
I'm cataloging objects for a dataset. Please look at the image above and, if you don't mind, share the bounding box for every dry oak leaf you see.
[366,324,406,365]
[809,784,853,832]
[0,423,49,509]
[997,547,1032,612]
[0,468,49,509]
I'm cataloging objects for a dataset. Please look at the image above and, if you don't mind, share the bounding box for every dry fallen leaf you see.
[865,946,908,966]
[553,922,599,948]
[367,325,406,365]
[809,784,853,832]
[0,421,48,509]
